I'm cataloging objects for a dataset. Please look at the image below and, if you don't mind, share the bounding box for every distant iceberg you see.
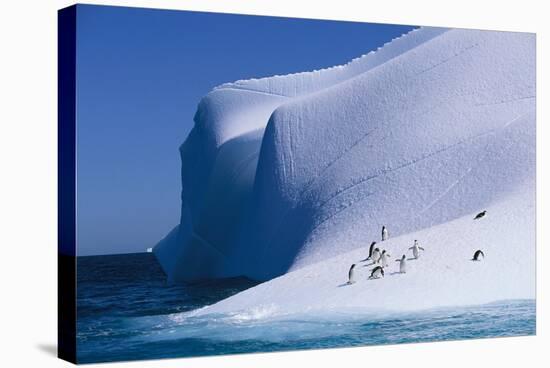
[154,23,535,310]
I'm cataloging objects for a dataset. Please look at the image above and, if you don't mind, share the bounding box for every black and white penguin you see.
[379,250,391,267]
[367,241,377,260]
[381,226,389,241]
[372,248,382,263]
[472,250,485,261]
[409,240,425,259]
[347,264,357,284]
[474,210,487,220]
[395,254,407,273]
[369,266,385,279]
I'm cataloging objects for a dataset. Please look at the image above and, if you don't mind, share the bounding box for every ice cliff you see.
[154,25,535,298]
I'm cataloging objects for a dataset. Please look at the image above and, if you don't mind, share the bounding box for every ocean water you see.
[76,253,535,364]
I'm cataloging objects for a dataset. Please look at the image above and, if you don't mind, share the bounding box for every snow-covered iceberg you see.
[154,24,535,316]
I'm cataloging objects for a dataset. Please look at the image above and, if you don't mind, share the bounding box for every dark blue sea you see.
[76,253,535,364]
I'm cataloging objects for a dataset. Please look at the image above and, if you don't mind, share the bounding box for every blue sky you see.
[75,4,415,256]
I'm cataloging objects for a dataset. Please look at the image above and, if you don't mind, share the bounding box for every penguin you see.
[474,210,487,220]
[409,240,425,259]
[369,265,385,279]
[381,226,389,241]
[347,264,357,284]
[379,250,391,267]
[371,248,381,263]
[395,254,407,273]
[367,241,377,260]
[472,250,485,261]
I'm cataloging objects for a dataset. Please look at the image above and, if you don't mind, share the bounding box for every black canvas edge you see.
[58,4,77,364]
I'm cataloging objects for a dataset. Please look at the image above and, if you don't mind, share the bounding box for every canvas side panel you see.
[58,5,77,364]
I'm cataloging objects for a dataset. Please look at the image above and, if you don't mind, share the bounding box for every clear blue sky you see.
[75,4,415,256]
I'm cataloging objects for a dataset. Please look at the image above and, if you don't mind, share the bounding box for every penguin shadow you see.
[362,262,377,267]
[389,271,405,276]
[407,257,417,261]
[338,282,355,287]
[367,276,384,281]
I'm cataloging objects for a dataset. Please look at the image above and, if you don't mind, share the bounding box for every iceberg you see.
[154,26,535,314]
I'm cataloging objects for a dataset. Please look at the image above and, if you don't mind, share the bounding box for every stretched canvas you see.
[58,4,536,364]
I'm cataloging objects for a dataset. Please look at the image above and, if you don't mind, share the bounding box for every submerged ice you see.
[154,27,535,314]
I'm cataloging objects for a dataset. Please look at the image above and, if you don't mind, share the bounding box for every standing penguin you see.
[369,266,385,279]
[367,241,377,260]
[409,240,425,259]
[474,210,487,220]
[472,250,485,261]
[396,254,407,273]
[347,264,357,284]
[381,226,389,241]
[379,250,391,267]
[371,248,381,263]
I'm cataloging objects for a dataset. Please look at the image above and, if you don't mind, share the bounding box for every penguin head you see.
[402,254,406,260]
[371,241,376,246]
[375,247,380,251]
[351,263,356,269]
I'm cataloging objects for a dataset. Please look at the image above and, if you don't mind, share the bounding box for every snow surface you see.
[154,23,535,318]
[195,181,534,316]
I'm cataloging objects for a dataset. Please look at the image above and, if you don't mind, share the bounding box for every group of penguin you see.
[346,210,488,285]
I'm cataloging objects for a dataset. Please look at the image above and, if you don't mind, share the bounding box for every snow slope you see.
[195,180,535,316]
[154,26,535,290]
